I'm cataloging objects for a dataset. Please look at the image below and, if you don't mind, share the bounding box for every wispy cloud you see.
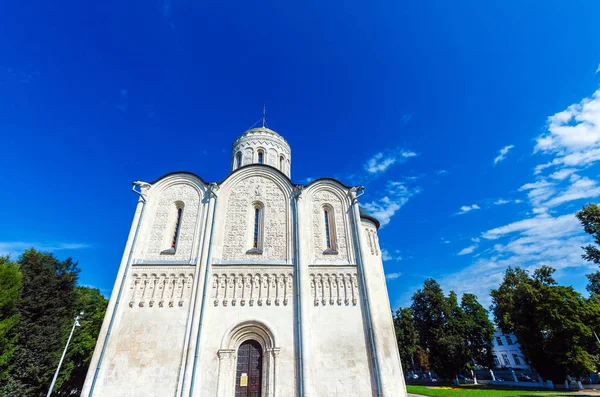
[436,169,448,175]
[458,245,477,256]
[364,148,417,174]
[494,144,515,165]
[493,198,523,205]
[363,181,421,226]
[457,204,480,215]
[386,272,402,280]
[0,241,90,257]
[382,248,403,262]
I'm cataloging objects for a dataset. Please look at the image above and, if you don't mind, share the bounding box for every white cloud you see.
[363,181,421,226]
[535,88,600,170]
[482,212,580,240]
[544,177,600,208]
[436,169,448,175]
[458,245,477,256]
[0,241,90,257]
[597,63,600,74]
[386,272,402,280]
[549,168,578,180]
[457,204,480,215]
[494,199,510,205]
[494,145,515,165]
[364,148,417,174]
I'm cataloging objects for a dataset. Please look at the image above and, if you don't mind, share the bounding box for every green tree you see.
[0,249,80,397]
[576,203,600,265]
[460,293,494,369]
[576,204,600,297]
[393,307,418,372]
[0,256,22,379]
[411,280,468,381]
[52,287,108,396]
[491,266,600,382]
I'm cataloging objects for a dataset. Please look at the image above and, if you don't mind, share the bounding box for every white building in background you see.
[491,330,530,371]
[81,126,406,397]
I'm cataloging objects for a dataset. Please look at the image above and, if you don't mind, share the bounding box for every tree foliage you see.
[53,287,107,396]
[491,266,600,382]
[460,293,495,369]
[577,203,600,265]
[0,249,107,397]
[0,256,22,379]
[393,307,418,372]
[410,279,493,380]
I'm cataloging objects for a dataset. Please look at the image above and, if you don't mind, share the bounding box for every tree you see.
[411,279,468,381]
[460,293,494,369]
[52,287,108,396]
[393,308,418,372]
[576,203,600,265]
[0,256,22,380]
[0,249,80,397]
[491,266,600,382]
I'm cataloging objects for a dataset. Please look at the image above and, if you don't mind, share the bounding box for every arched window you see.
[162,201,184,255]
[257,150,264,164]
[323,205,338,254]
[171,204,184,249]
[247,202,264,254]
[280,155,285,170]
[236,152,242,169]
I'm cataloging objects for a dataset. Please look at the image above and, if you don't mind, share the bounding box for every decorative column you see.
[216,349,236,397]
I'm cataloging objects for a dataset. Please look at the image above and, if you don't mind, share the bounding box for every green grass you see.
[406,385,599,397]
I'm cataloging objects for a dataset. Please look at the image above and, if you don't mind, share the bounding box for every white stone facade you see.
[492,330,530,370]
[81,127,406,397]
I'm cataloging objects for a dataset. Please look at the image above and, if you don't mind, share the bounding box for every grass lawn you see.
[406,385,600,397]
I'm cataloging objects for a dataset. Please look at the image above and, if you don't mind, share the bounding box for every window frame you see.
[161,201,184,255]
[247,201,264,254]
[322,205,338,255]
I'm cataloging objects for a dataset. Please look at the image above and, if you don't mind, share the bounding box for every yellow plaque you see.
[240,374,248,387]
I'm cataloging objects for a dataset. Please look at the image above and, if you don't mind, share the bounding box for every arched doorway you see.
[235,340,262,397]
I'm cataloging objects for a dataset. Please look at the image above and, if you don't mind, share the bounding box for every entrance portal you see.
[235,340,262,397]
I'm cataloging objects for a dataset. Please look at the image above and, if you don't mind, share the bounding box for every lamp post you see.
[46,312,83,397]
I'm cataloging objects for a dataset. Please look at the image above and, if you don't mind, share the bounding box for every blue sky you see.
[1,0,600,309]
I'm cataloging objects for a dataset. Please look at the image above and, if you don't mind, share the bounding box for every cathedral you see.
[81,126,406,397]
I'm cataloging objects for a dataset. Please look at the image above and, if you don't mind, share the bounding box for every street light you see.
[46,311,84,397]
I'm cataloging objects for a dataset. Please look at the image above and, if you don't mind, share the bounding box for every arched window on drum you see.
[322,205,338,255]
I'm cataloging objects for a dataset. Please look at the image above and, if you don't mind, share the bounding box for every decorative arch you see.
[216,320,280,397]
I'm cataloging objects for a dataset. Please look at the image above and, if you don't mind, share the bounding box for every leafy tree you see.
[393,307,418,372]
[0,249,79,397]
[52,287,108,396]
[577,204,600,297]
[460,293,494,369]
[0,256,22,379]
[411,280,468,380]
[491,266,600,382]
[577,203,600,265]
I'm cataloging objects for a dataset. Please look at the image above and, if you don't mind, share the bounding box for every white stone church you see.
[82,126,406,397]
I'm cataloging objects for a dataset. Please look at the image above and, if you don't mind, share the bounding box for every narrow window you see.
[512,354,521,365]
[501,353,510,366]
[322,205,337,254]
[258,151,264,164]
[505,335,513,345]
[493,357,500,367]
[280,155,285,170]
[253,207,260,248]
[172,207,183,249]
[495,336,503,346]
[324,209,332,249]
[247,202,264,254]
[236,152,242,169]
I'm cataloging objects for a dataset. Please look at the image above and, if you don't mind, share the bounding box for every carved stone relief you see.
[222,176,289,261]
[312,190,349,261]
[128,267,194,308]
[309,272,358,306]
[211,268,293,307]
[144,183,201,261]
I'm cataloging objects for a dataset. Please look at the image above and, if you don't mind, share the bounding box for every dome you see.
[231,127,292,178]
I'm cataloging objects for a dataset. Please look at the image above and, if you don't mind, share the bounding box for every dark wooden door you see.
[235,340,262,397]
